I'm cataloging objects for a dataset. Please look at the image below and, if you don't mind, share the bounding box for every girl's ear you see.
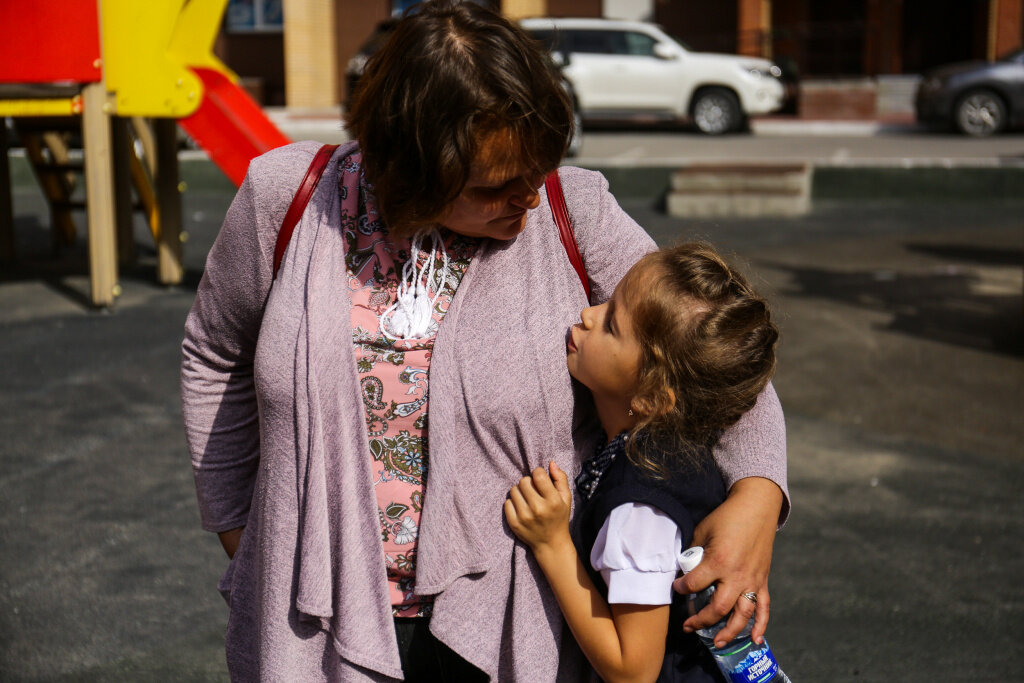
[630,387,676,419]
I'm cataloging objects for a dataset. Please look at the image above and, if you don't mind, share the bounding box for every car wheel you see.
[691,88,742,135]
[954,90,1006,137]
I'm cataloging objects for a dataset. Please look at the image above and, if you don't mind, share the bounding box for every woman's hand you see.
[218,526,245,559]
[672,477,782,647]
[504,463,573,557]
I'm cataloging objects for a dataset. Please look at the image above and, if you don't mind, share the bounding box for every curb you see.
[8,150,1024,203]
[587,163,1024,201]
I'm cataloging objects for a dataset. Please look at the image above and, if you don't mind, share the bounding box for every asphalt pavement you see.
[262,106,1024,166]
[1,126,1022,681]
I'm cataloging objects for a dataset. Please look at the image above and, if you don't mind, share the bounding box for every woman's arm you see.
[504,464,667,683]
[218,526,246,559]
[674,477,782,647]
[183,143,323,542]
[675,384,787,647]
[556,167,655,307]
[181,172,273,538]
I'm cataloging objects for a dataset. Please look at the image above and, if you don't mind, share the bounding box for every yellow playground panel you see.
[1,0,285,307]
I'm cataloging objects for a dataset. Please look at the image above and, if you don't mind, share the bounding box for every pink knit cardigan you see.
[181,141,788,681]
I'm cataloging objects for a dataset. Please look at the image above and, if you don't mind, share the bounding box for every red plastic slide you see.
[178,67,291,187]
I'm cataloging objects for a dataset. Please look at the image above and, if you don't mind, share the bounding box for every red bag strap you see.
[273,150,590,299]
[545,170,591,300]
[272,144,340,280]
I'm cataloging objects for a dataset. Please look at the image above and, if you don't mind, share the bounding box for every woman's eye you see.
[473,184,504,197]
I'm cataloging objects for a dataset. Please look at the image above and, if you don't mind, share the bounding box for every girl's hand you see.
[672,477,782,647]
[504,462,573,555]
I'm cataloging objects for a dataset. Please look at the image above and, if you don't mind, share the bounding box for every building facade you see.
[215,0,1024,114]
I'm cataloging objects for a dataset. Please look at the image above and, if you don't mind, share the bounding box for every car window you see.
[570,30,617,54]
[623,32,657,57]
[567,30,659,57]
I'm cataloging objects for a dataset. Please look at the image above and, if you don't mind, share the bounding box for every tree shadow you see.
[762,244,1023,357]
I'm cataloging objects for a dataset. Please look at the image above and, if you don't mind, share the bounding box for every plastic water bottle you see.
[677,546,792,683]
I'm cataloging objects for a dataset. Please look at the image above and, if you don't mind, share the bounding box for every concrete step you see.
[670,163,811,192]
[666,193,811,217]
[667,163,812,217]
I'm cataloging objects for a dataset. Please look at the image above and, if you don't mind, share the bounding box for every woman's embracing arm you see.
[676,383,787,647]
[181,172,274,536]
[714,382,789,522]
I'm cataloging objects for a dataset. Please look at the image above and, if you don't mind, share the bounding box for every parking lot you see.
[1,129,1023,680]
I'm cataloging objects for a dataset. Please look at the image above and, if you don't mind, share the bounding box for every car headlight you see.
[744,64,783,79]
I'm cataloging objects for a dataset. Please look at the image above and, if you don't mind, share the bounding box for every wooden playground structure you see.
[0,0,290,307]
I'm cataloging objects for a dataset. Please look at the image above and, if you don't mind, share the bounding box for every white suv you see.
[521,18,785,134]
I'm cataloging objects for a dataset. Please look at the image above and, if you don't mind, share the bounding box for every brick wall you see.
[994,0,1024,57]
[798,80,877,119]
[283,0,338,108]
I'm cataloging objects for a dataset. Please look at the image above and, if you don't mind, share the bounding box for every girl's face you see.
[438,131,546,241]
[566,278,644,412]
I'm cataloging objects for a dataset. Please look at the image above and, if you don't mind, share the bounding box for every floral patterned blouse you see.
[340,154,476,616]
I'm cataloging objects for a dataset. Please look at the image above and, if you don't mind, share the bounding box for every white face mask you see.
[378,228,451,342]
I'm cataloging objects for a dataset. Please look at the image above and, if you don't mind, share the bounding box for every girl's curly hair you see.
[622,243,779,477]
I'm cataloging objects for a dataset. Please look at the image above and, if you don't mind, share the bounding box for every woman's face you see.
[439,132,546,240]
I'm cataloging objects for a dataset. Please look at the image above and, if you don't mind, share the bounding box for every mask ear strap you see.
[380,229,451,341]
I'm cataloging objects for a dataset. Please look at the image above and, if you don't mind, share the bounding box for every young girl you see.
[504,243,779,683]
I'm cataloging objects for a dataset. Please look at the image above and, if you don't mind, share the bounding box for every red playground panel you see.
[179,68,292,187]
[0,0,102,84]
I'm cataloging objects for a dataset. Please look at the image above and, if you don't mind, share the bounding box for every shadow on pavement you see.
[763,247,1023,357]
[903,242,1024,266]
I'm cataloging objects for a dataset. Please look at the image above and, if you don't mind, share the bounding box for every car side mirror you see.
[652,43,677,60]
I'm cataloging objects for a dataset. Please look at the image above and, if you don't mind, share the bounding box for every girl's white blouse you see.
[590,503,684,605]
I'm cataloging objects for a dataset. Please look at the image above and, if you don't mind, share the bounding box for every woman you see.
[181,2,788,681]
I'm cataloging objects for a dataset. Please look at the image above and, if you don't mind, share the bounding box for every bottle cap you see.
[677,546,704,573]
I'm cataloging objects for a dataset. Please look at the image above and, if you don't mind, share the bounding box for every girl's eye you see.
[603,312,614,334]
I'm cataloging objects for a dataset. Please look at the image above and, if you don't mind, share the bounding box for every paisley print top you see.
[340,153,477,616]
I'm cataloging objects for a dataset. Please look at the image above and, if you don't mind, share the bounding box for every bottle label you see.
[727,643,779,683]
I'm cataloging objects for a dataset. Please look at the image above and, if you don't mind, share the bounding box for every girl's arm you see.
[504,464,667,683]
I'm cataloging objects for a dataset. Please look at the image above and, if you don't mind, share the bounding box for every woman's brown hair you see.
[346,0,573,236]
[622,243,779,477]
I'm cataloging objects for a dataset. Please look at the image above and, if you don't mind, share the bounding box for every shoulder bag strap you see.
[272,143,340,280]
[545,170,592,301]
